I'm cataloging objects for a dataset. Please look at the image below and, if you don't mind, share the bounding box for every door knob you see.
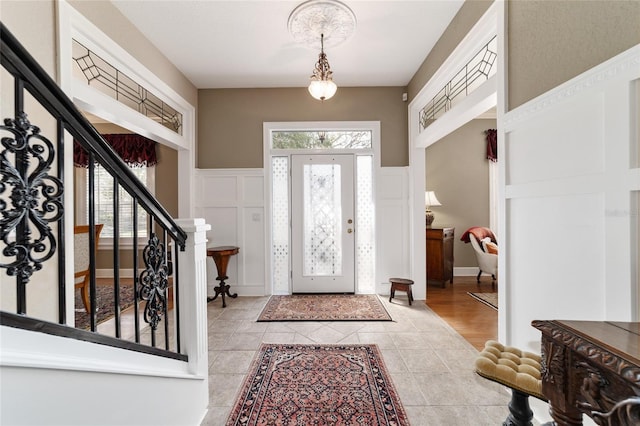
[347,228,353,233]
[347,219,353,224]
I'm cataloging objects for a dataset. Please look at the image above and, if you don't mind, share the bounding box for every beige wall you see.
[407,0,493,103]
[426,118,495,267]
[508,0,640,110]
[155,144,179,217]
[198,87,408,168]
[1,1,57,81]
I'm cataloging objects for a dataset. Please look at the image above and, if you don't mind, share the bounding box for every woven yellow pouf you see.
[475,340,547,426]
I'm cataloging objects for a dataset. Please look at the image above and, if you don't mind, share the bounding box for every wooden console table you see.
[532,320,640,425]
[426,227,454,287]
[207,246,239,308]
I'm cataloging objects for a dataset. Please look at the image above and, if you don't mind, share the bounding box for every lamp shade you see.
[425,191,441,208]
[308,79,337,101]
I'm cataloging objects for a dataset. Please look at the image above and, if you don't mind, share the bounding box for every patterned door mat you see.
[467,292,498,310]
[257,294,392,322]
[226,344,409,425]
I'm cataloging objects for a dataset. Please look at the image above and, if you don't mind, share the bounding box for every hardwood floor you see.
[425,275,497,351]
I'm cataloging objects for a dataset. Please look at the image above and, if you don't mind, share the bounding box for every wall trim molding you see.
[504,44,640,130]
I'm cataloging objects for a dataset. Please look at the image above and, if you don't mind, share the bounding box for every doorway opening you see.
[264,122,379,296]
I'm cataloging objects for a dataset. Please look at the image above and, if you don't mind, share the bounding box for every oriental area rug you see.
[226,344,409,426]
[257,294,392,322]
[75,283,136,330]
[467,292,498,311]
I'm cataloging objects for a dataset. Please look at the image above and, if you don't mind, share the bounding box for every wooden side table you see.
[532,320,640,425]
[207,246,239,308]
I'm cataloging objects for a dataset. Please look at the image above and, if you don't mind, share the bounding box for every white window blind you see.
[80,164,155,244]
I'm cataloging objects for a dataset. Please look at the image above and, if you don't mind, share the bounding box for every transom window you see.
[272,130,372,150]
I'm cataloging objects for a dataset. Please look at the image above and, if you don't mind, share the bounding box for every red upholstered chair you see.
[461,227,498,285]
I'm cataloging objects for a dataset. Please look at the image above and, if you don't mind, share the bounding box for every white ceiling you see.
[111,0,465,89]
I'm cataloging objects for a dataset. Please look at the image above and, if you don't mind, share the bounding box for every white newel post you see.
[175,218,211,381]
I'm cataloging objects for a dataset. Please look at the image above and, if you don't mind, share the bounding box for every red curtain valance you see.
[485,129,497,162]
[74,134,158,168]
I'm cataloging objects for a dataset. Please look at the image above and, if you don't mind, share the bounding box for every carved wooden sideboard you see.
[426,227,454,287]
[532,320,640,425]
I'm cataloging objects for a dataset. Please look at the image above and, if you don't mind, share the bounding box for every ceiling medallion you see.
[288,0,356,101]
[288,0,357,49]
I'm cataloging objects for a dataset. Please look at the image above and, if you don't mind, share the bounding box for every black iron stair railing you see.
[0,22,187,360]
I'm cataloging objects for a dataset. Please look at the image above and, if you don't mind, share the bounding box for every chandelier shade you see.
[308,79,337,101]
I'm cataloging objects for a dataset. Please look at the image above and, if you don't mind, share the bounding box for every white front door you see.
[291,154,355,293]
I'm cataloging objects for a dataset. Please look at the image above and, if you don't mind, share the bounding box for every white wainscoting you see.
[195,167,412,298]
[376,167,412,297]
[194,169,266,296]
[499,45,640,351]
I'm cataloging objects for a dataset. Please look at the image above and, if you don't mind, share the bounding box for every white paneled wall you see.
[195,167,412,297]
[500,45,640,351]
[194,169,266,296]
[376,167,412,296]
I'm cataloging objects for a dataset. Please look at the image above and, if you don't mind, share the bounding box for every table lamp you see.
[425,191,441,228]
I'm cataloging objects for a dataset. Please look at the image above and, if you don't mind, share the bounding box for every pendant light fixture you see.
[308,34,337,101]
[288,0,356,102]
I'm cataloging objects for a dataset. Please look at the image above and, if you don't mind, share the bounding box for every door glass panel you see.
[356,155,375,292]
[271,156,290,293]
[303,163,342,276]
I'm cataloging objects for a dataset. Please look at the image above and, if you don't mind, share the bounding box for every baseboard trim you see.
[454,267,480,276]
[206,283,266,298]
[96,269,141,279]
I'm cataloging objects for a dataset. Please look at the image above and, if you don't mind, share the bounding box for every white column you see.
[174,218,210,381]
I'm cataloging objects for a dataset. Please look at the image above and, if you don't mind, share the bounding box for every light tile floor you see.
[200,295,517,426]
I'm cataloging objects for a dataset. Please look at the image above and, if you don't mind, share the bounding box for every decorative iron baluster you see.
[162,229,170,350]
[132,197,141,343]
[139,233,169,331]
[1,112,64,311]
[112,174,122,338]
